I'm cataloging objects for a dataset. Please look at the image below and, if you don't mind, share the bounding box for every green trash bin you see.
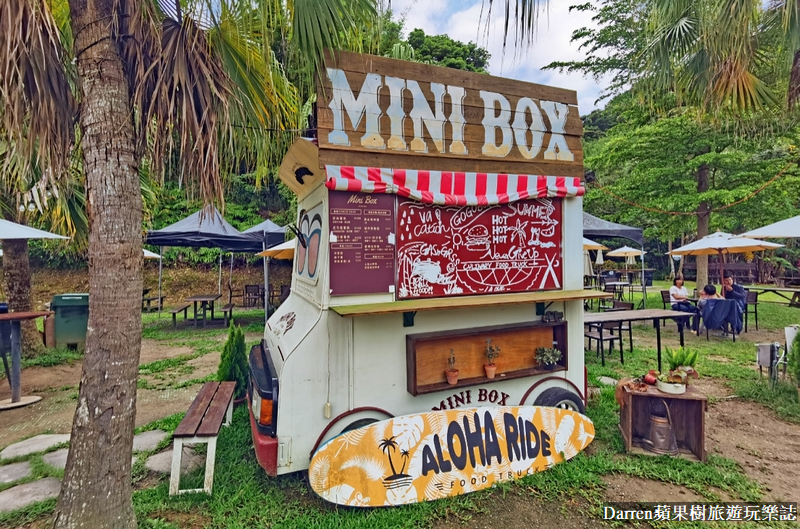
[51,294,89,347]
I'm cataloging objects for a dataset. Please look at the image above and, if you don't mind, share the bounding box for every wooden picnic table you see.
[584,308,691,371]
[185,294,222,328]
[742,285,800,308]
[0,311,52,409]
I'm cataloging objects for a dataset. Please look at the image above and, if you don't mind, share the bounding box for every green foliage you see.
[218,322,248,399]
[789,329,800,386]
[406,29,490,73]
[664,348,698,371]
[535,347,562,365]
[543,0,647,102]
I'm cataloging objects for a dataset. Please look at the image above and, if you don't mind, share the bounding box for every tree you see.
[406,29,490,73]
[543,0,648,103]
[1,0,377,527]
[0,141,87,358]
[585,110,800,286]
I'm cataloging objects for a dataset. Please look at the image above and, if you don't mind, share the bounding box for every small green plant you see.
[659,347,699,384]
[446,349,457,372]
[535,346,562,366]
[218,322,248,399]
[789,331,800,389]
[485,339,501,365]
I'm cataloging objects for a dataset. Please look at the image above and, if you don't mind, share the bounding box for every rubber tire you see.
[534,387,585,414]
[340,418,379,434]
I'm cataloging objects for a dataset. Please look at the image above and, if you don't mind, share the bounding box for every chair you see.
[227,283,243,305]
[744,290,758,332]
[279,285,291,304]
[604,301,634,352]
[660,290,671,310]
[584,321,621,360]
[244,285,262,307]
[268,283,280,307]
[598,284,616,311]
[700,299,741,342]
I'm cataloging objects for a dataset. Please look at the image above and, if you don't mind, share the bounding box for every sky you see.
[387,0,612,115]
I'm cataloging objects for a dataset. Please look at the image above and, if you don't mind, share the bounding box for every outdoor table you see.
[604,281,630,301]
[742,285,800,308]
[584,308,691,371]
[185,294,222,328]
[0,311,52,410]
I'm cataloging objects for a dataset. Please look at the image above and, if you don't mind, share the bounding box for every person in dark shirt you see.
[722,272,746,313]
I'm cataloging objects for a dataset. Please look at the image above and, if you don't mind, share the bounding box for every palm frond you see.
[290,0,378,88]
[0,0,74,179]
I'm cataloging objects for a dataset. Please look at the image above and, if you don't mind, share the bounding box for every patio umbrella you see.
[740,214,800,239]
[584,250,594,276]
[0,218,69,240]
[143,249,160,259]
[670,232,783,286]
[606,245,647,259]
[257,239,295,260]
[595,249,604,266]
[582,238,608,251]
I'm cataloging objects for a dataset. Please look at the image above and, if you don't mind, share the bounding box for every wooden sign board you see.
[329,191,395,295]
[309,406,595,507]
[397,198,562,298]
[317,51,583,177]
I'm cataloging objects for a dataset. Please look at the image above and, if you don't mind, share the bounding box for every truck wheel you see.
[341,418,379,434]
[534,388,585,414]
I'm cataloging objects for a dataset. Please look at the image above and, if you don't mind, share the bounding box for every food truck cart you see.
[248,51,605,476]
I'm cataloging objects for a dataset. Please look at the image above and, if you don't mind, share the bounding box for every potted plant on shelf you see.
[656,348,699,395]
[445,349,459,385]
[484,339,501,378]
[535,346,562,370]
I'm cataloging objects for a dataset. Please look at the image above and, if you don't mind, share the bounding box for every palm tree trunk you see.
[1,238,45,357]
[789,48,800,110]
[53,1,142,527]
[695,164,710,289]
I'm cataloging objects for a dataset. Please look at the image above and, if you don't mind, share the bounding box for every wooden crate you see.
[618,385,707,462]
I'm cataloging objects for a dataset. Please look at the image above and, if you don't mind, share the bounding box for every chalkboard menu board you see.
[329,191,395,295]
[396,198,562,299]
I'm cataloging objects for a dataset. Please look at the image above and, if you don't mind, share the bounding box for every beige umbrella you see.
[670,232,783,286]
[583,237,608,251]
[740,214,800,239]
[608,245,647,266]
[143,249,161,259]
[256,239,295,260]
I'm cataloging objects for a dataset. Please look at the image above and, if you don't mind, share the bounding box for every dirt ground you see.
[0,340,216,448]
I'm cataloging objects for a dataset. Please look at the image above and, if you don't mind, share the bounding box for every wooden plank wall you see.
[317,50,583,177]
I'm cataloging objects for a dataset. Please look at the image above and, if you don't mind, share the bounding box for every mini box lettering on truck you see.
[248,51,605,478]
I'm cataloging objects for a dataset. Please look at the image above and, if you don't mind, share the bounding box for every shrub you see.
[789,330,800,389]
[218,322,248,399]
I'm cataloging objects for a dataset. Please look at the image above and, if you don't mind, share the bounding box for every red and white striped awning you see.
[324,166,584,206]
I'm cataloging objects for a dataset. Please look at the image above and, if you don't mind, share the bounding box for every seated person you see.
[695,284,721,334]
[669,275,695,331]
[722,272,747,314]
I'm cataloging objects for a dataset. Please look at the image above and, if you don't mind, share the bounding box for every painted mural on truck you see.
[396,198,562,299]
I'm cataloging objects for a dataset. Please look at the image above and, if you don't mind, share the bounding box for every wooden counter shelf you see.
[331,289,610,317]
[406,320,568,396]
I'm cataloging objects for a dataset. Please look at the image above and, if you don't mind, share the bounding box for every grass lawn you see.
[1,300,799,528]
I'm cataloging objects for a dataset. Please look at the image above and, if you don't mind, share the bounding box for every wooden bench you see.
[169,381,235,496]
[169,304,191,329]
[220,303,235,327]
[142,295,166,312]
